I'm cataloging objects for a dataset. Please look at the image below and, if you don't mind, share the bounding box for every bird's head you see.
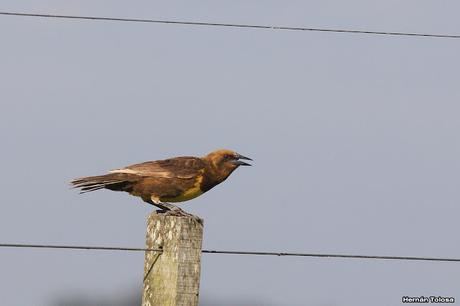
[205,149,252,178]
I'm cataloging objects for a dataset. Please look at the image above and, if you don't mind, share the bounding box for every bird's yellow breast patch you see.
[161,174,204,202]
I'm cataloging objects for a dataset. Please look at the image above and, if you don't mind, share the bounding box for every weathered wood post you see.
[142,212,203,306]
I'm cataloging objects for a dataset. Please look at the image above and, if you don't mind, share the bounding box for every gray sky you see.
[1,1,460,305]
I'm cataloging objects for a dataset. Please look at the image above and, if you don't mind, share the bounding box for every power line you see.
[202,250,460,262]
[1,243,459,262]
[0,243,161,252]
[1,11,459,39]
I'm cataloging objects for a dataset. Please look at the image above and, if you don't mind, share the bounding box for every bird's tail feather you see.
[70,173,137,194]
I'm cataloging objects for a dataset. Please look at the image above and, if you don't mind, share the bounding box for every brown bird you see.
[71,149,251,215]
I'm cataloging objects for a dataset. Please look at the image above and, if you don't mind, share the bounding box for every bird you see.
[70,149,252,216]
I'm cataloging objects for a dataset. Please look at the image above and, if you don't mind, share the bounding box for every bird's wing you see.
[109,156,205,179]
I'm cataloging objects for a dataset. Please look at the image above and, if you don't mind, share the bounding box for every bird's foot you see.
[153,202,203,225]
[165,207,203,225]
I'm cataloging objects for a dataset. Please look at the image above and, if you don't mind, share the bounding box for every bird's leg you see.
[156,202,182,212]
[152,197,190,216]
[151,197,202,224]
[150,196,179,213]
[150,202,168,213]
[162,203,194,218]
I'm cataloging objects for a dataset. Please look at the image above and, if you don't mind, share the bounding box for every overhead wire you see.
[1,11,459,39]
[1,243,459,262]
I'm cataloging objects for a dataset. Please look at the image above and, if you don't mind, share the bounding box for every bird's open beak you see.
[234,154,252,166]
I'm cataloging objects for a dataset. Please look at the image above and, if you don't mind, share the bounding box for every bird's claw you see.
[164,208,203,225]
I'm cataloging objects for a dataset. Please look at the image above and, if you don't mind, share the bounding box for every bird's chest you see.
[160,175,204,202]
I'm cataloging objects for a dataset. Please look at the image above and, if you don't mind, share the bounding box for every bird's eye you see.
[224,154,232,160]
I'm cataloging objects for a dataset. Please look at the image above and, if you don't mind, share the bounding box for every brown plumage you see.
[71,149,251,213]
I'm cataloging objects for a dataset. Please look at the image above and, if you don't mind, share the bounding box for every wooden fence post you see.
[142,212,203,306]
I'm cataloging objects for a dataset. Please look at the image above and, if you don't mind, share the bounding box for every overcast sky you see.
[1,1,460,305]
